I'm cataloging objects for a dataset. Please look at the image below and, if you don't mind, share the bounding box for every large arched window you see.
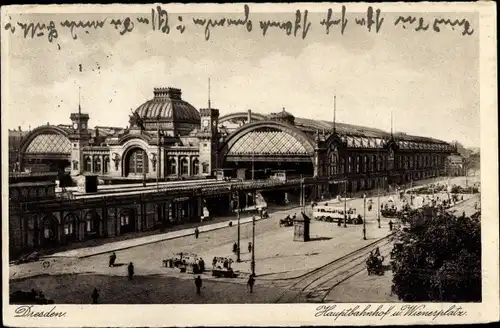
[84,211,100,237]
[63,213,78,242]
[364,155,368,173]
[371,155,376,171]
[340,157,345,174]
[41,215,58,246]
[192,158,199,175]
[93,156,101,173]
[180,158,189,175]
[377,155,383,171]
[168,158,177,175]
[331,153,338,175]
[84,156,91,172]
[127,148,148,175]
[355,156,360,173]
[103,156,110,173]
[348,156,352,173]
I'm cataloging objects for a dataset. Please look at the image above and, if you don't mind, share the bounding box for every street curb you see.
[74,205,304,259]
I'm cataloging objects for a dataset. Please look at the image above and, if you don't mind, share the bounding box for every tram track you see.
[273,233,394,303]
[306,244,393,303]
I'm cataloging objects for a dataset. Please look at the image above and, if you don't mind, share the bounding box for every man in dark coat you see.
[389,220,394,231]
[91,288,99,304]
[194,227,199,239]
[195,276,202,295]
[109,252,116,267]
[247,275,255,293]
[128,262,134,280]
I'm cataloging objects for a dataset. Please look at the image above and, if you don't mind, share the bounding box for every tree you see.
[451,140,471,158]
[391,210,481,302]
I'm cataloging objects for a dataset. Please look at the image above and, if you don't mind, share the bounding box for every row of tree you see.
[391,209,481,302]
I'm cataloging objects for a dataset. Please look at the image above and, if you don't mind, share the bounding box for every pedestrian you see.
[389,220,393,231]
[198,258,205,272]
[247,275,255,293]
[128,262,134,280]
[194,227,199,239]
[91,288,99,304]
[195,275,202,295]
[248,242,252,254]
[212,256,217,269]
[109,252,116,267]
[232,242,238,254]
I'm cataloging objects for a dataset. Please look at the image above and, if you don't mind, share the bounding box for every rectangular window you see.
[86,220,91,232]
[44,228,50,239]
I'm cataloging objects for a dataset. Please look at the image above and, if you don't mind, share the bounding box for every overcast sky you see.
[4,8,479,147]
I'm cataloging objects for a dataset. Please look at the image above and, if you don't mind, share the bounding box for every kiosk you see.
[293,212,310,242]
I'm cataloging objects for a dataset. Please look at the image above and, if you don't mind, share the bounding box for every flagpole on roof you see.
[333,95,337,134]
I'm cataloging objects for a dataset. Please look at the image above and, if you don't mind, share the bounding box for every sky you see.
[4,7,480,147]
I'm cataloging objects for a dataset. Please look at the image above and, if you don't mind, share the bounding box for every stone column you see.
[175,155,181,177]
[187,156,191,176]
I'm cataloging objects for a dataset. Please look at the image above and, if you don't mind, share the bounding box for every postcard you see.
[2,2,498,327]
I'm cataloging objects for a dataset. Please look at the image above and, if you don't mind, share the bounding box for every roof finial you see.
[390,111,393,137]
[333,95,337,134]
[208,77,211,109]
[282,107,285,112]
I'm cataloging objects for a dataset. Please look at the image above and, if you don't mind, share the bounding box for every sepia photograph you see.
[2,2,498,327]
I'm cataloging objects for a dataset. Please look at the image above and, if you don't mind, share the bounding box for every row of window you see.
[74,156,110,173]
[78,151,211,176]
[326,153,445,176]
[327,154,388,176]
[395,154,445,170]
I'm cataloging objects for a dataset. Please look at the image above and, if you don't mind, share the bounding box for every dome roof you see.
[268,107,295,125]
[134,88,200,123]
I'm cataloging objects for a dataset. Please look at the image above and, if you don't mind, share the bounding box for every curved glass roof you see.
[228,130,309,156]
[25,133,71,154]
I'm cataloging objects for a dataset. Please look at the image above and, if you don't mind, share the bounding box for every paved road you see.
[10,175,479,304]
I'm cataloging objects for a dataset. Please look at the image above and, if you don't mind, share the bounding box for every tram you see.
[312,204,357,223]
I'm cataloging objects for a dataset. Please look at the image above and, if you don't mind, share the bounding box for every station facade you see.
[10,86,457,257]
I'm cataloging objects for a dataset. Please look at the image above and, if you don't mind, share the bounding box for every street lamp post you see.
[343,180,347,228]
[142,149,147,187]
[236,191,241,262]
[251,215,256,276]
[377,180,381,228]
[363,194,367,240]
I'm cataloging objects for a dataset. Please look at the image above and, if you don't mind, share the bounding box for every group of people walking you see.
[194,274,256,295]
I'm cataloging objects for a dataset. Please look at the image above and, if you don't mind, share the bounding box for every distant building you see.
[8,127,29,172]
[446,154,466,176]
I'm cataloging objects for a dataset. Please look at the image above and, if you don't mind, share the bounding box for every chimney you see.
[247,109,252,124]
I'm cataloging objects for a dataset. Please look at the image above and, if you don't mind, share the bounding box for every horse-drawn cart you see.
[366,252,385,276]
[279,216,294,227]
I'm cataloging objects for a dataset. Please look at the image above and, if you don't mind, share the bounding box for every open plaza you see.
[9,175,480,304]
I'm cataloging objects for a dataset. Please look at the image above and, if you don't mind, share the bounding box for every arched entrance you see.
[84,210,101,239]
[119,208,136,234]
[220,122,316,180]
[62,212,78,244]
[124,147,149,177]
[41,214,59,247]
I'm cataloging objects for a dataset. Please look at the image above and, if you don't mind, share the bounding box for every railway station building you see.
[9,86,457,256]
